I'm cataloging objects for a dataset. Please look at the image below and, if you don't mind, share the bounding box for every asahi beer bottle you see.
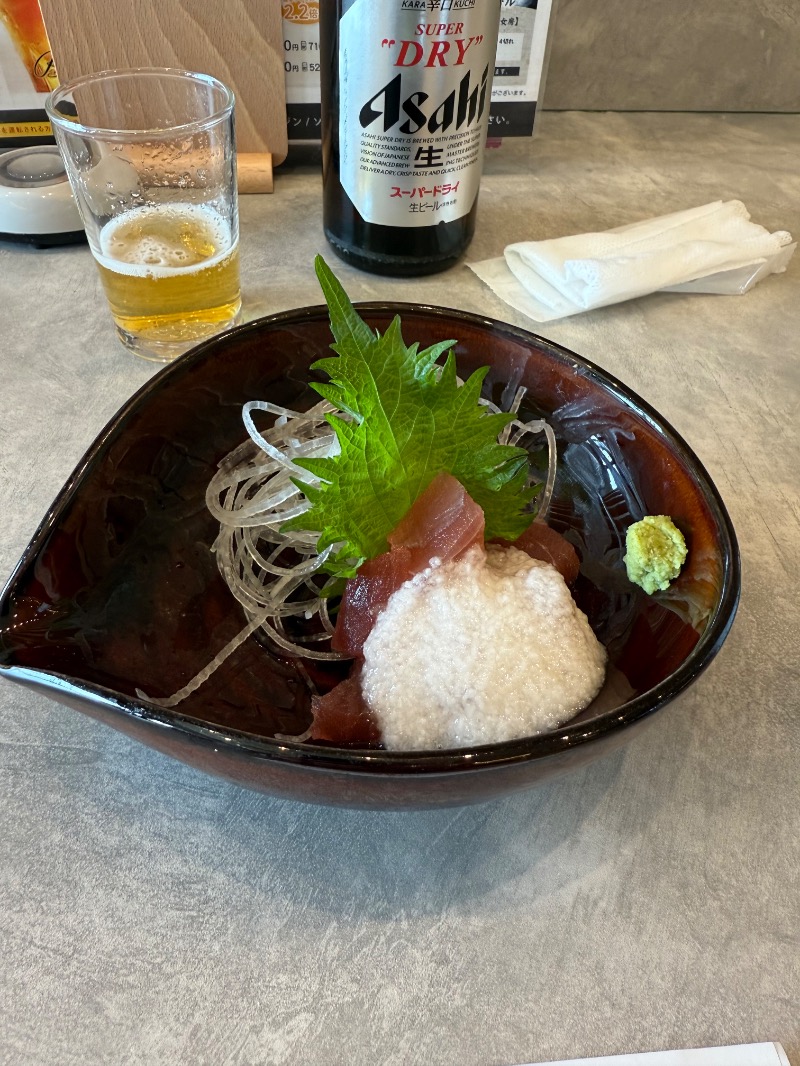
[319,0,501,276]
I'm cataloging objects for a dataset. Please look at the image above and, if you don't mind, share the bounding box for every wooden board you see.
[38,0,288,163]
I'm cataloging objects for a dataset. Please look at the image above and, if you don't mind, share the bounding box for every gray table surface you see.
[1,111,798,1066]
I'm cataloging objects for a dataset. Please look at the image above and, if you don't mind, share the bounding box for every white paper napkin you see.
[469,200,794,322]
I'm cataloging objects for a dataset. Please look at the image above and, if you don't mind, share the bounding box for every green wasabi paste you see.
[624,515,687,595]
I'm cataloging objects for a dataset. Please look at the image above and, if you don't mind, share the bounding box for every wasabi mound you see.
[624,515,687,594]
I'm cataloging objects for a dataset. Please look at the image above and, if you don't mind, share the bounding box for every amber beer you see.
[93,204,241,349]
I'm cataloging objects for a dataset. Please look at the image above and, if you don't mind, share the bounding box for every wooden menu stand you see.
[38,0,287,194]
[237,153,274,195]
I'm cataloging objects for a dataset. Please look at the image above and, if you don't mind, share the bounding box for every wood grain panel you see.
[39,0,288,161]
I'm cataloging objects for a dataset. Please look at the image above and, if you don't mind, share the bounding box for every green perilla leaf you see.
[282,256,535,575]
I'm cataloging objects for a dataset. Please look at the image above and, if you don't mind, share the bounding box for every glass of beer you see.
[46,67,241,362]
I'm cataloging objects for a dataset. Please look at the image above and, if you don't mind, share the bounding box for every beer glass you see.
[46,68,240,362]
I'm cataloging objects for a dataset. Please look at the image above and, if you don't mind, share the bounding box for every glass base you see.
[114,309,242,363]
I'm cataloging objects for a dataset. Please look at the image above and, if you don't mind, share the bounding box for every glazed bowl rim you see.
[0,301,741,775]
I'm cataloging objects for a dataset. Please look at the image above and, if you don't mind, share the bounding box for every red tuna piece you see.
[388,471,485,570]
[507,520,580,585]
[332,473,486,658]
[331,546,415,657]
[309,667,381,745]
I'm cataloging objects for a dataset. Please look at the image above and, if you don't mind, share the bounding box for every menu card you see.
[520,1043,790,1066]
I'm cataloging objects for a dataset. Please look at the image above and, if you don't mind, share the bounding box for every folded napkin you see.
[469,200,794,322]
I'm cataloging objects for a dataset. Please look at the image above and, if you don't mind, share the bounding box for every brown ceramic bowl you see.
[0,305,739,808]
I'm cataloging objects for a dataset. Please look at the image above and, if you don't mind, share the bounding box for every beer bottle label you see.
[338,0,500,228]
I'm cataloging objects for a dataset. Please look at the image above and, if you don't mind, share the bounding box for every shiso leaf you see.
[282,255,535,576]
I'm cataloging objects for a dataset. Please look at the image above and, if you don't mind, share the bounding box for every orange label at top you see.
[282,1,319,25]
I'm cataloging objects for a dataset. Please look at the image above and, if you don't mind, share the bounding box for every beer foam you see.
[96,203,235,278]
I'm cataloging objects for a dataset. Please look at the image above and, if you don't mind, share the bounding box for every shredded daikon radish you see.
[481,386,558,522]
[135,608,272,709]
[204,398,347,663]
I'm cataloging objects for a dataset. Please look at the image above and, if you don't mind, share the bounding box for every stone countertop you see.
[1,112,798,1066]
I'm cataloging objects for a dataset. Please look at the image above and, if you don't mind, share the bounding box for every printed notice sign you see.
[0,0,57,146]
[282,0,323,143]
[490,0,554,137]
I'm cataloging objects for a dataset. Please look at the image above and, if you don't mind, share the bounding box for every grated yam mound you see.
[361,545,606,751]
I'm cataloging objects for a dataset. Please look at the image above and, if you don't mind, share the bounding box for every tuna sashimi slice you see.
[309,666,380,745]
[332,473,485,659]
[330,546,416,657]
[504,520,580,585]
[388,471,485,570]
